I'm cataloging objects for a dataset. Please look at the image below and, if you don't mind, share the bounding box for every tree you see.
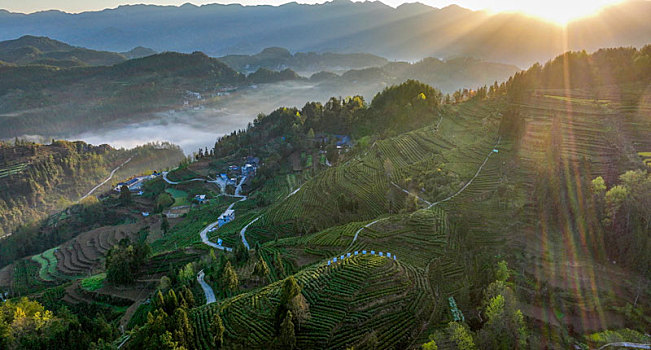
[154,193,174,213]
[161,214,170,234]
[478,281,528,349]
[253,256,270,283]
[603,185,629,226]
[278,311,296,350]
[173,308,194,349]
[177,263,194,286]
[120,185,131,205]
[448,322,476,350]
[280,276,301,306]
[221,261,239,295]
[422,339,438,350]
[211,314,225,348]
[495,260,510,282]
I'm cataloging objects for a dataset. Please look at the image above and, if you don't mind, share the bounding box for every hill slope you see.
[0,35,127,67]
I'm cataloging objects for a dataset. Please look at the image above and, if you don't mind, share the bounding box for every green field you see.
[81,273,106,291]
[166,188,191,207]
[31,247,60,282]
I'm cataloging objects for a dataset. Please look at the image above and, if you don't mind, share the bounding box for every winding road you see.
[78,157,132,202]
[428,137,501,209]
[161,171,206,185]
[239,216,259,250]
[353,137,501,245]
[197,270,216,304]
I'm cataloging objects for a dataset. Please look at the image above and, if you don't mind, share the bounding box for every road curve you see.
[197,270,216,304]
[79,157,132,202]
[162,171,206,185]
[240,216,260,250]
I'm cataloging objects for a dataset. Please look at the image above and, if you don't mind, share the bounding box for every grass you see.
[166,188,191,207]
[81,273,106,291]
[31,247,59,282]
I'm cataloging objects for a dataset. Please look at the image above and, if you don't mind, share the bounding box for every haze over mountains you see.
[0,35,520,153]
[1,0,650,67]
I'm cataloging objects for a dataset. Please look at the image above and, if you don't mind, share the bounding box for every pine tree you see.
[160,215,170,234]
[211,313,225,348]
[279,310,296,350]
[221,261,239,296]
[253,256,270,284]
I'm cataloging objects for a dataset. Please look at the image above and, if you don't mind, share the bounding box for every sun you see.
[483,0,625,25]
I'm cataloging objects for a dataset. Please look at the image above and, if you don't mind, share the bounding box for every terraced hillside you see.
[249,100,503,241]
[191,254,433,349]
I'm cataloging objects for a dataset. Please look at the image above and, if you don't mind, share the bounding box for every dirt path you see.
[78,157,132,202]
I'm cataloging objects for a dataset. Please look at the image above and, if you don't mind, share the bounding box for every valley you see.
[0,9,648,349]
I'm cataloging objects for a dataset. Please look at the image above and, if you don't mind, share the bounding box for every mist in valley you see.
[68,80,388,154]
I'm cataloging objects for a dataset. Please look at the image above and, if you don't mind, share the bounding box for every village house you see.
[218,209,235,227]
[194,194,207,204]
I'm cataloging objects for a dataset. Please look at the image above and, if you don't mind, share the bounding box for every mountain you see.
[0,35,127,67]
[0,51,246,138]
[219,47,388,74]
[0,1,649,66]
[0,46,648,349]
[121,46,157,59]
[317,56,520,93]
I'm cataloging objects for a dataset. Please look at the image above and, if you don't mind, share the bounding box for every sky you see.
[0,0,626,24]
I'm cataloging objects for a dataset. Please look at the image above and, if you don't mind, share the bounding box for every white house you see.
[218,209,235,227]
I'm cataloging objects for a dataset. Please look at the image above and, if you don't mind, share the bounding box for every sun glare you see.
[479,0,625,25]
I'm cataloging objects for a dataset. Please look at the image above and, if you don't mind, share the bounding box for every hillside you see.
[0,1,649,66]
[0,51,246,138]
[0,35,127,67]
[0,47,649,349]
[0,140,184,241]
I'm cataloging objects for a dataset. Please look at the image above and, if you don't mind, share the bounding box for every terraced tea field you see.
[190,254,433,349]
[260,101,503,234]
[0,162,28,178]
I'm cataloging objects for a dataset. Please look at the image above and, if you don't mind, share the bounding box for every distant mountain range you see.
[219,47,389,74]
[0,0,649,67]
[315,56,519,93]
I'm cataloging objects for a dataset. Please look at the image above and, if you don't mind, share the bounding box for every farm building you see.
[194,194,207,204]
[218,209,235,227]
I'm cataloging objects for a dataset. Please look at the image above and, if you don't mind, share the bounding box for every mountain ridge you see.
[1,0,649,66]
